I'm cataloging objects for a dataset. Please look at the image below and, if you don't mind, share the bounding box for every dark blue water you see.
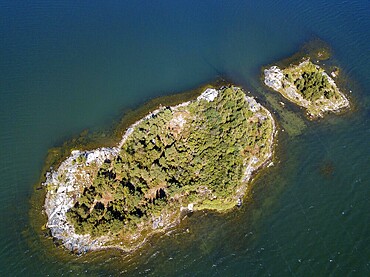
[1,1,369,275]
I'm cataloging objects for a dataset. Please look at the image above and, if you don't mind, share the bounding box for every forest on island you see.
[67,87,274,237]
[284,61,338,101]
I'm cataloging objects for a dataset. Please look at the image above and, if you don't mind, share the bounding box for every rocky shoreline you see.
[43,87,276,254]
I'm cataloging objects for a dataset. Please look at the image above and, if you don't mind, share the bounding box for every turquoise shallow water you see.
[0,1,369,276]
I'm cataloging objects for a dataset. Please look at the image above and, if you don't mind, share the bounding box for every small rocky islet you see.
[264,58,350,119]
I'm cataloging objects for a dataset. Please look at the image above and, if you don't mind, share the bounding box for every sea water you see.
[0,0,369,275]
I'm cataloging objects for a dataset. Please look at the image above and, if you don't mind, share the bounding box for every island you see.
[264,59,350,118]
[43,86,276,253]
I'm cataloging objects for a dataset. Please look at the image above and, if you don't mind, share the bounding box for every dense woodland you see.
[285,61,337,101]
[67,87,273,237]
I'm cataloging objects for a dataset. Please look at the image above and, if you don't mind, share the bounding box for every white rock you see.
[264,66,284,90]
[57,187,66,194]
[197,88,218,102]
[245,96,261,112]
